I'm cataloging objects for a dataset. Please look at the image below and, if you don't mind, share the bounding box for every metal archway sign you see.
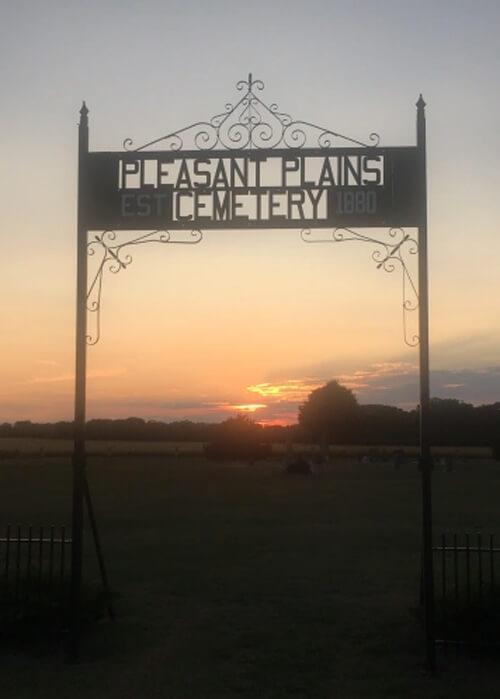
[72,75,434,668]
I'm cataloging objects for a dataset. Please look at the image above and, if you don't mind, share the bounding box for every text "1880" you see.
[336,190,376,215]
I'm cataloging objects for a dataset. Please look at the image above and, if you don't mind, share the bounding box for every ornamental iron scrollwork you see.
[301,227,419,347]
[124,74,380,152]
[86,229,202,345]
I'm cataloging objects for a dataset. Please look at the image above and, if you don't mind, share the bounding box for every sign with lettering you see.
[85,147,420,230]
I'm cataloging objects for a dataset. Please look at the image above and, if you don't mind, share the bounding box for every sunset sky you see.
[2,0,499,425]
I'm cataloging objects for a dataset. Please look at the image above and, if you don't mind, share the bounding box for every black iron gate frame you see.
[434,533,500,651]
[71,75,434,669]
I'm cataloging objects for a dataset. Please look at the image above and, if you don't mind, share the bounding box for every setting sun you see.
[229,404,267,413]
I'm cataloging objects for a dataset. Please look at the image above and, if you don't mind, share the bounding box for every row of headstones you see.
[285,446,455,474]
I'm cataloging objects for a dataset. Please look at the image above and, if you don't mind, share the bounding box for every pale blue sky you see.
[1,0,499,422]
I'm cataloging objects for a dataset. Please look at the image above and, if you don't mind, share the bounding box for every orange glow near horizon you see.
[256,417,291,427]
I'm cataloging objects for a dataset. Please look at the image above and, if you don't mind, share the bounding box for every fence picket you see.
[478,533,483,605]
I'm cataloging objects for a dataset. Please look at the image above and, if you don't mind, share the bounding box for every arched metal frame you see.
[71,77,434,669]
[84,73,419,348]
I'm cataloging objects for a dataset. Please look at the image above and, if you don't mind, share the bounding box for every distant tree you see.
[298,381,360,444]
[3,399,497,448]
[358,404,417,446]
[0,423,13,437]
[13,420,33,437]
[428,398,477,446]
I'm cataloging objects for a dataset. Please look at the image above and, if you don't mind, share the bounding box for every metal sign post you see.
[70,102,89,660]
[71,104,115,661]
[416,95,435,672]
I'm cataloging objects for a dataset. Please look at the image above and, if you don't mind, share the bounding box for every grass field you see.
[1,453,500,698]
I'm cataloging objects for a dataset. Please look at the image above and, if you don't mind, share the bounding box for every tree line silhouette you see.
[1,384,499,448]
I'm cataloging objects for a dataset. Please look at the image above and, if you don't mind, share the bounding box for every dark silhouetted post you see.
[417,94,435,671]
[70,101,89,660]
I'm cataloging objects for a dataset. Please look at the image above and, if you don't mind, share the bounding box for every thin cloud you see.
[23,368,126,385]
[86,398,239,423]
[248,379,324,402]
[24,373,74,385]
[88,369,127,380]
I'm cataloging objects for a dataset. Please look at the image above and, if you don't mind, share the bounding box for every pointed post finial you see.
[248,73,253,88]
[79,101,89,127]
[416,94,426,144]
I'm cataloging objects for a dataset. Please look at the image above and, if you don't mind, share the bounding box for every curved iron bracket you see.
[301,227,419,347]
[86,229,203,345]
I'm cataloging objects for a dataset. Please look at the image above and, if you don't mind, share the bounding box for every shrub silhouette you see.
[493,436,500,461]
[204,415,271,461]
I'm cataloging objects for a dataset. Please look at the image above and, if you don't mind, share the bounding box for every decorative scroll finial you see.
[124,75,380,152]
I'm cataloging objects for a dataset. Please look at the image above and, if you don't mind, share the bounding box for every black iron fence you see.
[434,533,500,650]
[0,525,72,623]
